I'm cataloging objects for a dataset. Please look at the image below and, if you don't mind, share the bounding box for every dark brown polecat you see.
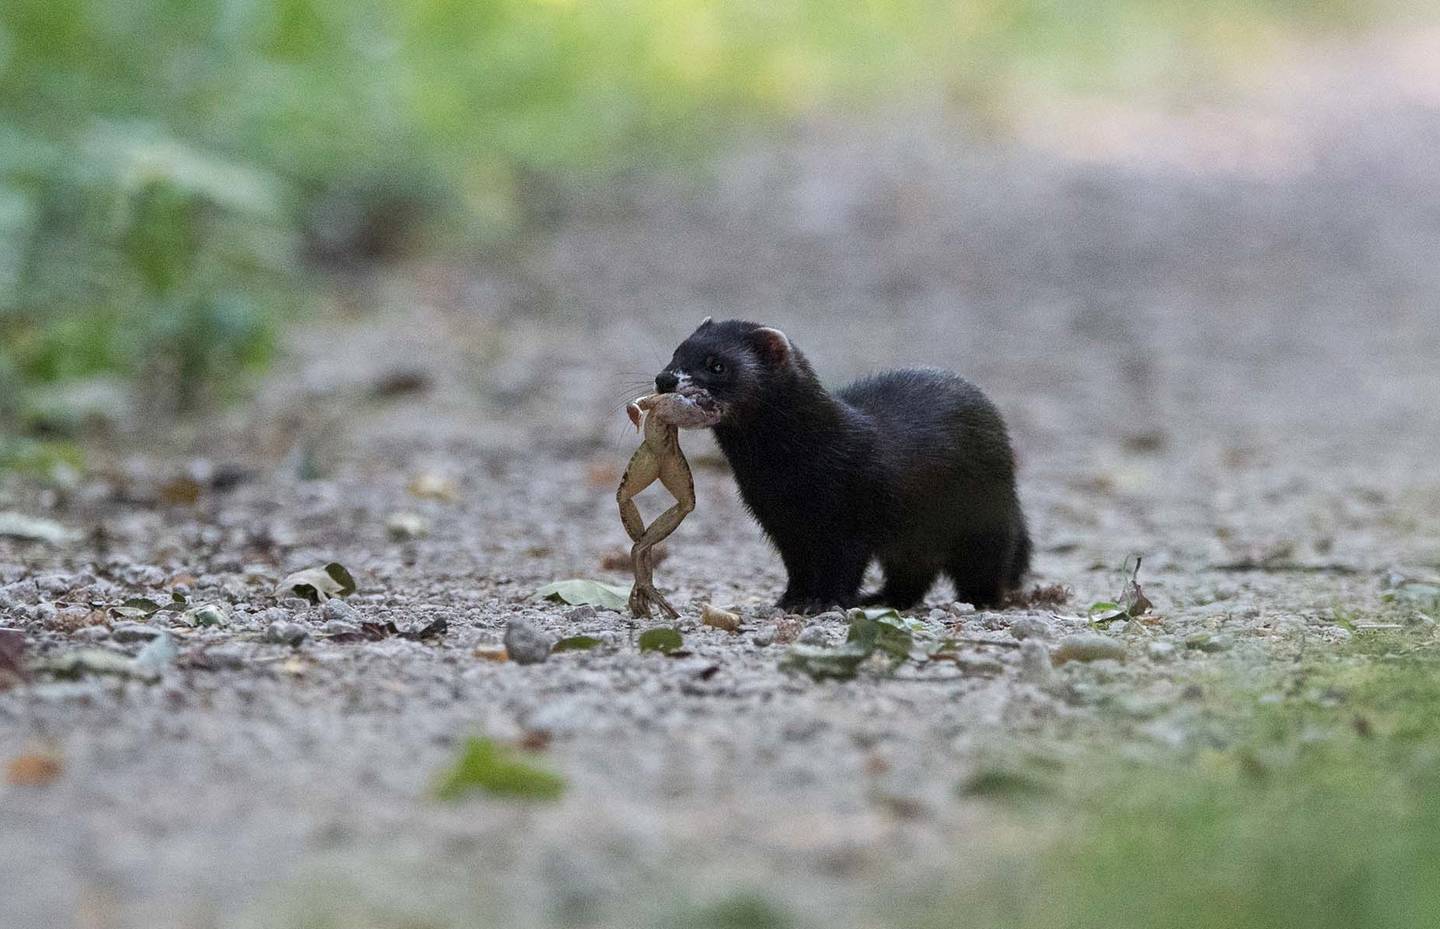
[654,318,1030,613]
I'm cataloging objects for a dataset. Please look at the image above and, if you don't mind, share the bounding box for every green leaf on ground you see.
[846,610,915,664]
[1088,601,1128,626]
[42,649,157,682]
[433,737,566,802]
[959,766,1054,800]
[533,579,630,611]
[553,635,604,652]
[112,597,164,619]
[778,642,874,680]
[276,562,357,603]
[638,627,684,654]
[782,610,917,680]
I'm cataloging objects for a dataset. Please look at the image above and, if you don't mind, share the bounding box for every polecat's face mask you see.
[656,318,794,422]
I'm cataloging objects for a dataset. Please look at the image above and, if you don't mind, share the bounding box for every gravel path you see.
[4,31,1440,929]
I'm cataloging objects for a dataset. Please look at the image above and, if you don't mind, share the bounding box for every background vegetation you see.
[0,0,1386,439]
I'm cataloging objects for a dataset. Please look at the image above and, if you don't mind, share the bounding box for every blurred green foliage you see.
[935,632,1440,929]
[0,0,1382,426]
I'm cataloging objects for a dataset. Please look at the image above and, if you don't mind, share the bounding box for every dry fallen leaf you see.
[6,747,62,786]
[701,603,741,633]
[158,476,203,507]
[408,472,459,502]
[474,646,509,662]
[275,562,357,603]
[0,628,26,689]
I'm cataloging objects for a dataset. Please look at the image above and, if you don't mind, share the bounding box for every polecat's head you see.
[655,318,800,422]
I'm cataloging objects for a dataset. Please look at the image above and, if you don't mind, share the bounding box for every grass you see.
[932,627,1440,929]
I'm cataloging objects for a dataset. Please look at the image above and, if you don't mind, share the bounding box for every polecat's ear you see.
[750,327,791,366]
[698,316,713,328]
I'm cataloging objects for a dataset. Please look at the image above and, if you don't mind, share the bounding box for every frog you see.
[616,389,721,618]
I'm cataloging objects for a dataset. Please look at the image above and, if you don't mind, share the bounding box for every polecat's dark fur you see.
[656,319,1030,612]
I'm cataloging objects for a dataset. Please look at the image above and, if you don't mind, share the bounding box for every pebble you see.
[265,621,309,646]
[504,618,552,665]
[564,605,597,623]
[74,625,112,642]
[954,653,1005,676]
[1052,633,1126,665]
[1147,640,1178,661]
[111,621,162,642]
[1008,616,1051,640]
[321,599,359,623]
[796,625,830,646]
[751,626,777,648]
[1019,639,1057,685]
[134,633,178,673]
[185,604,228,628]
[323,620,360,637]
[1185,632,1231,653]
[203,644,249,669]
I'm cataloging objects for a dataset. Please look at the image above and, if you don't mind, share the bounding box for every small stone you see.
[1052,633,1126,665]
[385,512,430,540]
[111,621,162,642]
[947,602,976,617]
[1147,640,1178,661]
[203,644,248,669]
[954,653,1005,676]
[503,618,552,665]
[134,633,178,673]
[262,607,291,625]
[1019,639,1058,685]
[264,621,308,646]
[184,604,228,628]
[1008,616,1051,640]
[1185,632,1230,653]
[811,611,846,625]
[323,620,360,637]
[564,605,597,623]
[321,599,359,624]
[74,625,111,642]
[751,626,777,648]
[796,625,830,646]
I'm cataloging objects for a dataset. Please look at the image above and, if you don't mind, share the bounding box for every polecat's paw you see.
[776,596,840,616]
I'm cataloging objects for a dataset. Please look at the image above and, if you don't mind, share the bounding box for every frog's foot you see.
[629,582,679,620]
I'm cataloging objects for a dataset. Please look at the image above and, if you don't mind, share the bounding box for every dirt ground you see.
[4,30,1440,929]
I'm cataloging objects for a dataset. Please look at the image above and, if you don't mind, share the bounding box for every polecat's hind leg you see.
[859,561,938,611]
[945,530,1017,608]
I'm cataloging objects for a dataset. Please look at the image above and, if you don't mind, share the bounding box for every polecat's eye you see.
[706,356,725,375]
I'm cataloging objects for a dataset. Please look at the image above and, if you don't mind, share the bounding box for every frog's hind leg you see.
[625,454,693,620]
[616,449,660,545]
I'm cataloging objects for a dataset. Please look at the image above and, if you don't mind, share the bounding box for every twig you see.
[1209,561,1363,576]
